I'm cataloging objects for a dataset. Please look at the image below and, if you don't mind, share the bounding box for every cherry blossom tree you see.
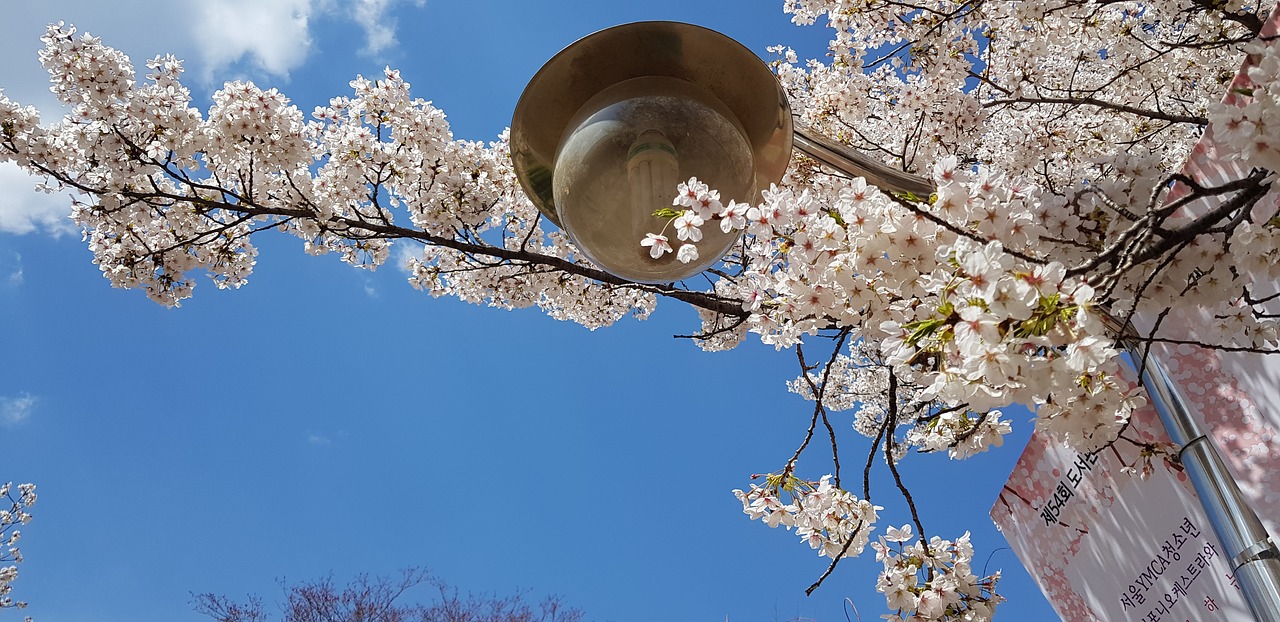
[3,1,1279,619]
[192,567,585,622]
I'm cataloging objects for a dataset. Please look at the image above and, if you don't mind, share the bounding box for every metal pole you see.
[792,124,936,198]
[791,127,1280,620]
[1128,347,1280,622]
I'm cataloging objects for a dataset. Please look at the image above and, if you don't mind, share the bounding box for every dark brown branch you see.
[788,344,825,474]
[804,517,868,596]
[1131,335,1280,354]
[1130,170,1271,265]
[788,332,851,485]
[884,370,928,546]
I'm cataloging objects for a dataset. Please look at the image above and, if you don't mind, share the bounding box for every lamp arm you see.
[791,124,937,197]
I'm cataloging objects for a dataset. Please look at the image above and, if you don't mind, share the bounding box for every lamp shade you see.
[511,21,793,283]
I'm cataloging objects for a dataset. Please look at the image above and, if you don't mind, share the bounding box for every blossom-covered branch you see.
[1,25,750,329]
[0,482,36,612]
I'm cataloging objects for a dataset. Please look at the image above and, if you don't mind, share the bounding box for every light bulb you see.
[552,76,755,284]
[627,129,679,237]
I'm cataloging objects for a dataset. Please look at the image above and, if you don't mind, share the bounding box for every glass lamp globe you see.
[552,76,754,283]
[511,21,793,284]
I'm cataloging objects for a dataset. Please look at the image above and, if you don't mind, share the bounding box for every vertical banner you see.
[993,6,1280,620]
[993,401,1255,621]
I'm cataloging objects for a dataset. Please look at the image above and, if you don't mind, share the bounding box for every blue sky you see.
[0,2,1058,620]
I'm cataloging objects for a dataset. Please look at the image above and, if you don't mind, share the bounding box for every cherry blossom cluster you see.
[1210,38,1280,173]
[872,526,1003,622]
[0,482,36,612]
[663,164,1147,452]
[771,0,1280,348]
[27,24,259,305]
[787,340,1016,460]
[904,410,1013,461]
[776,0,1238,180]
[733,474,881,560]
[877,232,1149,451]
[304,71,654,329]
[640,177,728,264]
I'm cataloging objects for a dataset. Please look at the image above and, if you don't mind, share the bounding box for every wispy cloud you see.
[361,274,380,298]
[0,162,76,236]
[395,242,424,275]
[351,0,426,57]
[306,429,348,446]
[306,433,332,446]
[2,252,23,287]
[1,0,429,107]
[353,0,399,56]
[1,394,37,426]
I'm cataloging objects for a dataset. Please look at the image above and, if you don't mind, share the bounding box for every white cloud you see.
[191,0,317,80]
[306,433,332,446]
[4,1,426,98]
[2,252,24,286]
[0,162,76,236]
[348,0,427,58]
[354,0,398,55]
[1,394,37,426]
[181,0,428,81]
[395,241,423,275]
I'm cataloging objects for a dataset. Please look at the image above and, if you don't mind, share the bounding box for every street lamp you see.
[510,21,792,283]
[511,20,1280,621]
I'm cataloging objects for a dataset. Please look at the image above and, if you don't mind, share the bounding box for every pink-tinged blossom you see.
[1019,261,1066,296]
[884,524,914,543]
[718,200,747,232]
[673,211,704,242]
[640,233,672,259]
[955,240,1010,300]
[1064,335,1117,372]
[915,589,946,618]
[673,178,702,208]
[744,205,772,235]
[694,187,722,220]
[987,279,1037,321]
[953,306,1000,357]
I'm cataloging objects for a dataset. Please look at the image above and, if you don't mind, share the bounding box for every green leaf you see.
[904,317,948,346]
[892,190,934,204]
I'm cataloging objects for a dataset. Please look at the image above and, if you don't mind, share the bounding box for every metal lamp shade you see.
[511,21,793,283]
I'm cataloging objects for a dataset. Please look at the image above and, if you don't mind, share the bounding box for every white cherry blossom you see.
[640,233,673,259]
